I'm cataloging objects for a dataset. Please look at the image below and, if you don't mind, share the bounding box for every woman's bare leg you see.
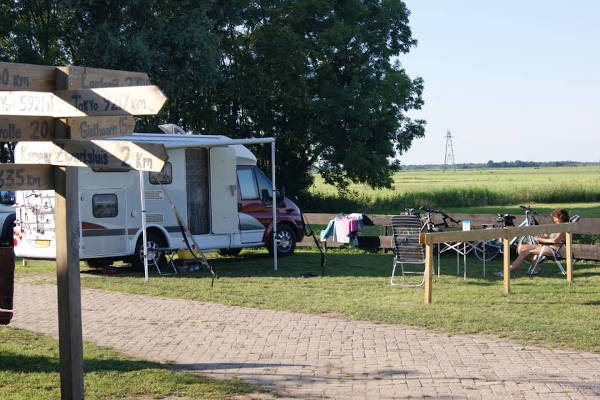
[511,244,553,271]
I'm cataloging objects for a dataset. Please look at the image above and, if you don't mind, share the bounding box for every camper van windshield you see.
[0,191,15,205]
[255,168,279,199]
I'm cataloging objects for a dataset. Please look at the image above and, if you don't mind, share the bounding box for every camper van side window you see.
[92,194,118,218]
[237,168,259,200]
[149,162,172,185]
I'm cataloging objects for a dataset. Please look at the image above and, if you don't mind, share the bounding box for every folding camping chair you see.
[527,215,580,276]
[390,214,427,287]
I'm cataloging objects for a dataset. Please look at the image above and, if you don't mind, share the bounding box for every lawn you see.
[0,326,263,400]
[15,248,600,353]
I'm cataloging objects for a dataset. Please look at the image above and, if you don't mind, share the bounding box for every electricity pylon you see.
[443,130,456,171]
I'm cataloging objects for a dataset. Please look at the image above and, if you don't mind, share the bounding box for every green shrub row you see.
[301,186,600,214]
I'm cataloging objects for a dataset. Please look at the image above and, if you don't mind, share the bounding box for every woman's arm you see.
[535,232,565,244]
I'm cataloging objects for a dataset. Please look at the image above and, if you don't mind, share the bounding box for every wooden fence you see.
[299,213,600,260]
[419,223,577,303]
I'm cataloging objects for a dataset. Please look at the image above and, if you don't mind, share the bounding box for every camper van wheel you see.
[217,248,242,257]
[132,231,167,271]
[268,224,296,257]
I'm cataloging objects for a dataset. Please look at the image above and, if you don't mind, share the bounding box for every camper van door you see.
[209,147,239,234]
[80,189,128,257]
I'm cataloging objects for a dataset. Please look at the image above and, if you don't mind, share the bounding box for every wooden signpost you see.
[0,116,135,141]
[0,61,168,400]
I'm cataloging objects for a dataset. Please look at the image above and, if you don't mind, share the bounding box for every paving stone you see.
[8,282,600,399]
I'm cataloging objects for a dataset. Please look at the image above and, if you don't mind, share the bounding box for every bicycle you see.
[408,206,460,233]
[473,205,539,262]
[405,206,462,276]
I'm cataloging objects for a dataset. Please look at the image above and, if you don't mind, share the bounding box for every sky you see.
[397,1,600,165]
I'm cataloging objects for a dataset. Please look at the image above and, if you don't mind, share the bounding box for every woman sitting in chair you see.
[494,208,569,277]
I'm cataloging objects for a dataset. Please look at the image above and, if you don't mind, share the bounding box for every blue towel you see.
[320,219,335,241]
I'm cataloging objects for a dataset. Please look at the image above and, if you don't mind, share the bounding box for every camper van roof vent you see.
[158,124,187,135]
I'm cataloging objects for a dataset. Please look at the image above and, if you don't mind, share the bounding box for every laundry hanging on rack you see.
[321,213,364,245]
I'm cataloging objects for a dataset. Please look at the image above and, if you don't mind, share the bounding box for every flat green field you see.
[306,166,600,215]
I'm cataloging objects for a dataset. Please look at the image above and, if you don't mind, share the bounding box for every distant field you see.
[305,166,600,215]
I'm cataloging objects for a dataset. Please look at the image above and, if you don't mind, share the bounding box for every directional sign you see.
[16,140,167,172]
[55,85,166,116]
[1,62,151,91]
[58,65,151,90]
[0,86,165,117]
[68,116,135,140]
[0,62,55,92]
[0,116,54,141]
[0,116,135,141]
[0,164,54,190]
[0,91,85,117]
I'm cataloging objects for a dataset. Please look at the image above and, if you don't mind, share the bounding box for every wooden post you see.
[54,67,85,400]
[503,238,510,295]
[566,231,573,283]
[424,244,433,304]
[0,247,15,325]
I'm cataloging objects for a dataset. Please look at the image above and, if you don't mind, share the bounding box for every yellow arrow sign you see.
[15,139,167,172]
[0,116,135,141]
[0,164,54,191]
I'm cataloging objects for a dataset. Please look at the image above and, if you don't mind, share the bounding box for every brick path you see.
[10,282,600,399]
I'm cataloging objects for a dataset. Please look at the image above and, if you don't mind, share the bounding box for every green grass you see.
[0,326,262,400]
[304,166,600,213]
[16,249,600,353]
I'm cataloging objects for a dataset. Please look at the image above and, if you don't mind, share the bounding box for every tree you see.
[0,0,72,162]
[62,0,221,132]
[1,0,425,196]
[204,0,425,195]
[0,0,220,132]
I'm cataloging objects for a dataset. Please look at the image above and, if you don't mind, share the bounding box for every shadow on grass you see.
[79,250,599,284]
[0,351,159,374]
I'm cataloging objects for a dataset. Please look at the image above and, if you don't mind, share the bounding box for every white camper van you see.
[13,133,304,268]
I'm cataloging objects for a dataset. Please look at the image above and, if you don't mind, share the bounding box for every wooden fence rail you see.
[299,213,600,260]
[419,223,577,304]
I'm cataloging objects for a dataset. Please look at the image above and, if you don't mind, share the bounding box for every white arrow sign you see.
[0,86,166,117]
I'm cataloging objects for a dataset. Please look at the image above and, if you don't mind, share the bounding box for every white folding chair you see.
[527,215,579,276]
[390,215,427,287]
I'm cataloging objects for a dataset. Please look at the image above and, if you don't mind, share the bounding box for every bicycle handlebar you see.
[418,206,461,224]
[519,205,537,213]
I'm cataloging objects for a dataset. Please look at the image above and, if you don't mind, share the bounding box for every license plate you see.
[36,240,50,247]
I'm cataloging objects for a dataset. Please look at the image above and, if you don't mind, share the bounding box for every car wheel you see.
[267,224,296,257]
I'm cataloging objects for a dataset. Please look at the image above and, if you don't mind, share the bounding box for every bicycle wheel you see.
[518,235,537,247]
[473,240,501,261]
[516,235,538,263]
